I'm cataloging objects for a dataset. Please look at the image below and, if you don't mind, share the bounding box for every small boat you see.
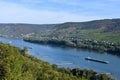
[85,57,109,64]
[105,72,111,75]
[9,41,12,44]
[57,62,73,66]
[26,47,32,49]
[28,47,32,49]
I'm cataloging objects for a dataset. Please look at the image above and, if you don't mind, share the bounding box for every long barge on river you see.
[85,57,109,64]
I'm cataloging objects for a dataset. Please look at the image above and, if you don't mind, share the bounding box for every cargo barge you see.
[85,57,109,64]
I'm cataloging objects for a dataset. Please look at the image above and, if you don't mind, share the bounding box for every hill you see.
[0,23,56,38]
[0,42,115,80]
[50,19,120,42]
[0,18,120,42]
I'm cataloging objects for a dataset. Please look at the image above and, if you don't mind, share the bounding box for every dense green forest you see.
[0,19,120,43]
[0,42,115,80]
[24,38,120,56]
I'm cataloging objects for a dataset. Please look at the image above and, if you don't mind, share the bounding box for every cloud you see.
[107,0,120,1]
[47,0,80,6]
[0,1,103,24]
[20,0,43,4]
[20,0,79,5]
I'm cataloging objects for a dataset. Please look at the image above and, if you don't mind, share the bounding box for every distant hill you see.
[54,19,120,33]
[50,19,120,42]
[0,23,56,38]
[0,18,120,42]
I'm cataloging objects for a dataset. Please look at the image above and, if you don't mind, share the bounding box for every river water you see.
[0,37,120,80]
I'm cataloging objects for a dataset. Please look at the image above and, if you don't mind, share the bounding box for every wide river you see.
[0,37,120,80]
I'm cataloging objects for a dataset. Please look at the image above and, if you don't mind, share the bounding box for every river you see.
[0,37,120,80]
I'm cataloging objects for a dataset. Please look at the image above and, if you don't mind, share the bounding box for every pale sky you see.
[0,0,120,24]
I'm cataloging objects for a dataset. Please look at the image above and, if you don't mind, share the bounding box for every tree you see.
[22,47,28,55]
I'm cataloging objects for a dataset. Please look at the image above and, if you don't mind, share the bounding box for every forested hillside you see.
[0,42,115,80]
[0,24,56,38]
[50,19,120,42]
[0,19,120,42]
[24,38,120,56]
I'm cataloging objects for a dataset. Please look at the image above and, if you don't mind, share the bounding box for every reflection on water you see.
[0,37,120,80]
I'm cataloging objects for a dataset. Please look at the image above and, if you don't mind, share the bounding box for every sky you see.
[0,0,120,24]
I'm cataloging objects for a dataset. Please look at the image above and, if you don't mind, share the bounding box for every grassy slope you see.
[78,30,120,43]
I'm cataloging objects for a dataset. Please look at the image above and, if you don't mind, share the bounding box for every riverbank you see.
[24,38,120,56]
[1,37,120,79]
[0,42,115,80]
